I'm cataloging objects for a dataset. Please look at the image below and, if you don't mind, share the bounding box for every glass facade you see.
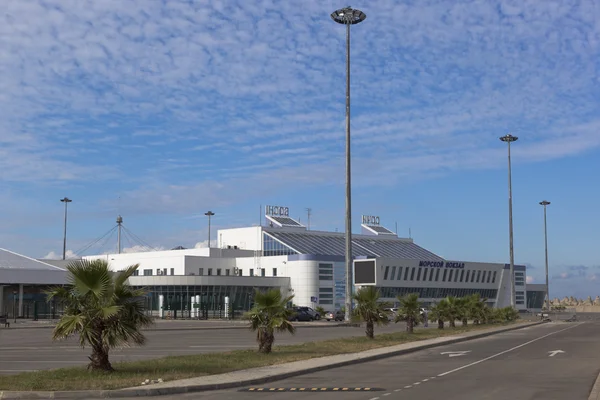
[527,290,546,309]
[263,233,298,257]
[378,286,498,301]
[132,284,278,318]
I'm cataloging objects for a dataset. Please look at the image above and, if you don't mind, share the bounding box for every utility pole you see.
[60,197,72,260]
[500,133,518,308]
[306,208,312,230]
[540,200,551,311]
[205,211,215,247]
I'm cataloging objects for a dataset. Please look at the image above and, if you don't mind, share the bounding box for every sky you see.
[1,0,599,299]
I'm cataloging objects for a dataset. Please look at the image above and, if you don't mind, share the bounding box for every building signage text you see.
[265,205,289,217]
[362,215,380,225]
[418,261,465,269]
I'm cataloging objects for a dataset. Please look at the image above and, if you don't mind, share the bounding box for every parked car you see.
[325,310,345,321]
[295,306,320,320]
[287,309,314,322]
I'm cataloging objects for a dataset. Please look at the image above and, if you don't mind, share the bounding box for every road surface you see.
[156,321,600,400]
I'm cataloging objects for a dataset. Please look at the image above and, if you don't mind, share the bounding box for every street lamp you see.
[331,6,366,322]
[205,211,215,248]
[499,134,518,308]
[60,197,72,260]
[540,200,551,311]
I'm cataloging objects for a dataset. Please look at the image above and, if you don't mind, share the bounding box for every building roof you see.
[264,230,443,260]
[0,248,66,271]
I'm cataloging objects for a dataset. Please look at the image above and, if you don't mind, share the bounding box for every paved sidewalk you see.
[0,321,544,399]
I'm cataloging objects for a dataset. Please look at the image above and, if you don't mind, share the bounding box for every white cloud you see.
[194,240,218,249]
[526,276,534,284]
[43,250,78,260]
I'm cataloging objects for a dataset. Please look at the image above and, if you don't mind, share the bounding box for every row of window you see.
[319,263,334,281]
[140,268,279,277]
[378,286,498,300]
[263,234,297,257]
[382,266,497,285]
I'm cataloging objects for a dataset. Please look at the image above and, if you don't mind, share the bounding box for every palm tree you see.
[245,288,295,353]
[395,293,422,333]
[352,286,390,339]
[467,294,488,325]
[45,259,153,372]
[445,296,462,328]
[429,299,449,329]
[457,297,470,327]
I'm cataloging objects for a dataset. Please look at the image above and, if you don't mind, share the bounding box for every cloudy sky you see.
[1,0,599,298]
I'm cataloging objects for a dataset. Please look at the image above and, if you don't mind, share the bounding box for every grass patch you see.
[0,322,520,391]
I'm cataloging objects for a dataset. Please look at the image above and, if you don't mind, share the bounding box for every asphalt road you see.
[0,321,412,375]
[158,321,600,400]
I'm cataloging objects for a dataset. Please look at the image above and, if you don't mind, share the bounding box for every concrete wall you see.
[217,226,262,251]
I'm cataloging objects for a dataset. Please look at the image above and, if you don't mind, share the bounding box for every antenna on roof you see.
[409,227,412,239]
[395,221,398,234]
[259,204,262,226]
[306,208,312,230]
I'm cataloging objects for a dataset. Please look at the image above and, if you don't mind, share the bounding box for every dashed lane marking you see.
[241,387,383,392]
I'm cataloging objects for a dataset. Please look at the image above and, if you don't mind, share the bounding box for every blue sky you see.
[1,0,599,298]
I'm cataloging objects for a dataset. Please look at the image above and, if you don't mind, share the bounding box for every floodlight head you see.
[540,200,551,206]
[205,211,215,217]
[499,134,518,143]
[331,6,366,25]
[60,197,72,203]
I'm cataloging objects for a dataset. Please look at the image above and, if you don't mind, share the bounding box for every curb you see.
[0,321,545,399]
[589,370,600,400]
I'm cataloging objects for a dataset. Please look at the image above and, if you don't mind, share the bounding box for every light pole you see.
[60,197,72,260]
[331,6,366,322]
[499,134,518,308]
[540,200,551,311]
[205,211,215,248]
[12,290,17,323]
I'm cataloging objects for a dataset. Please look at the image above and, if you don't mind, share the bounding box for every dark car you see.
[288,309,314,322]
[295,306,321,320]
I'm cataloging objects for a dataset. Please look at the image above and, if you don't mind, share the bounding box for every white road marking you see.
[368,397,379,400]
[430,376,436,379]
[548,350,565,357]
[383,393,391,396]
[440,351,471,357]
[404,385,412,388]
[189,345,251,348]
[413,382,421,385]
[0,370,38,372]
[422,378,429,382]
[438,323,583,377]
[394,389,402,392]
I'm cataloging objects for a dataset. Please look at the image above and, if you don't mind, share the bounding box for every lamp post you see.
[331,6,366,322]
[60,197,72,260]
[540,200,551,311]
[205,211,215,248]
[499,134,518,308]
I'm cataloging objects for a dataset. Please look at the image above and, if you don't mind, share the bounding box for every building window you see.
[429,268,435,281]
[404,267,410,280]
[143,269,152,276]
[199,268,204,276]
[163,268,167,276]
[397,267,403,280]
[390,266,396,280]
[416,268,422,281]
[454,269,459,282]
[466,270,470,282]
[435,269,440,281]
[384,266,390,280]
[170,268,175,276]
[319,263,333,280]
[460,270,465,282]
[261,269,266,277]
[476,270,481,283]
[319,288,333,293]
[217,269,222,276]
[238,269,243,276]
[208,268,213,276]
[492,271,497,283]
[226,269,230,276]
[272,268,277,277]
[319,294,334,299]
[486,271,491,283]
[410,267,416,281]
[442,269,447,282]
[132,270,139,276]
[448,270,454,282]
[156,268,161,275]
[319,300,333,305]
[250,269,254,277]
[262,232,299,257]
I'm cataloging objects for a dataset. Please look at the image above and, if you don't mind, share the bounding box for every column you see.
[0,286,4,315]
[18,284,24,318]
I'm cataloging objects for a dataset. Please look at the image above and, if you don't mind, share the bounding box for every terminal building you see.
[1,206,537,319]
